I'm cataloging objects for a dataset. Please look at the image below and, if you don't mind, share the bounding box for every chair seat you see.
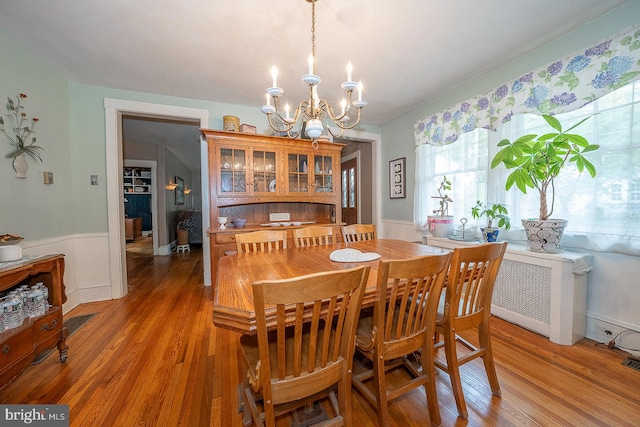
[240,325,342,398]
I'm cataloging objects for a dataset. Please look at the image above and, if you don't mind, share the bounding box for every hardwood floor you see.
[1,243,639,426]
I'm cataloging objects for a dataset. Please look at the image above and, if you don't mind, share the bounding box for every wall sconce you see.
[166,182,178,190]
[184,187,192,195]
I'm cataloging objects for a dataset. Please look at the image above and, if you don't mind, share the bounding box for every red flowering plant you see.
[0,93,44,161]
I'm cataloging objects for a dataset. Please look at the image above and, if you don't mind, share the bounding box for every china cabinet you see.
[201,130,345,284]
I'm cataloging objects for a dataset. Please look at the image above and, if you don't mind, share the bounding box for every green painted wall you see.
[0,32,73,240]
[380,0,640,222]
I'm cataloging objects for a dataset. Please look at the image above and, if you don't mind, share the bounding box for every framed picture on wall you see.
[175,176,185,204]
[389,157,406,199]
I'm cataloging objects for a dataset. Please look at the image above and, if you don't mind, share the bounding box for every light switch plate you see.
[43,171,53,184]
[269,212,290,222]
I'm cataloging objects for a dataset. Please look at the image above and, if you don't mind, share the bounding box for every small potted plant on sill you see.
[426,176,454,237]
[471,201,511,242]
[490,114,599,253]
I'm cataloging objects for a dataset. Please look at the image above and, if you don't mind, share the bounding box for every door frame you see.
[105,99,210,299]
[341,151,361,224]
[332,127,380,229]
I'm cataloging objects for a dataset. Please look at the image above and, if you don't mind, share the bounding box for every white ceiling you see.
[0,0,626,172]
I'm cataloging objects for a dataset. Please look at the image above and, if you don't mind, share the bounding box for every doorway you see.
[123,159,158,257]
[105,99,211,299]
[339,137,374,225]
[341,156,358,225]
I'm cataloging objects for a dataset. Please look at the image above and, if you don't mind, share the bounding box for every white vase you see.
[13,153,28,178]
[521,218,568,253]
[427,215,454,238]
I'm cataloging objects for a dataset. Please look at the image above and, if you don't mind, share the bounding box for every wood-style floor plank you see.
[1,237,639,427]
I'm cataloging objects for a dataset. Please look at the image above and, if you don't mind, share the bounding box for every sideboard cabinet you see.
[201,130,345,284]
[0,254,68,390]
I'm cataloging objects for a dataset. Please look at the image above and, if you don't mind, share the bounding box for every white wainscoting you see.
[21,233,113,315]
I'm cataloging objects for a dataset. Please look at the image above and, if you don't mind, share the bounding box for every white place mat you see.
[329,248,381,263]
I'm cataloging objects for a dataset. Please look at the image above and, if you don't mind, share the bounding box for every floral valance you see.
[414,24,640,146]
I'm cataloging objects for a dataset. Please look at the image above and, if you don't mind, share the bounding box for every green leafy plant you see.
[431,176,453,216]
[471,201,511,230]
[0,93,44,162]
[490,114,599,220]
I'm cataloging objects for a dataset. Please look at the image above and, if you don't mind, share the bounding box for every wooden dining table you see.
[213,239,446,333]
[211,239,447,426]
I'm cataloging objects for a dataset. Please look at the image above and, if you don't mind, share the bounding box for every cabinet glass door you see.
[314,155,333,193]
[253,150,277,193]
[288,153,309,193]
[220,148,246,193]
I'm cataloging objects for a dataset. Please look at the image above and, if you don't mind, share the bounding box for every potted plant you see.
[490,114,599,252]
[426,176,454,237]
[0,94,44,178]
[176,209,195,246]
[471,201,511,242]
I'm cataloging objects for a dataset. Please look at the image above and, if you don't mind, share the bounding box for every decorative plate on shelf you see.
[329,248,381,263]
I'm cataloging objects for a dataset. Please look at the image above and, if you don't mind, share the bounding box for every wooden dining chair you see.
[341,224,376,243]
[351,252,452,427]
[239,265,371,427]
[235,230,288,254]
[434,241,507,419]
[292,225,334,248]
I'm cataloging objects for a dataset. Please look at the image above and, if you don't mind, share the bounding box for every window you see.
[415,80,640,254]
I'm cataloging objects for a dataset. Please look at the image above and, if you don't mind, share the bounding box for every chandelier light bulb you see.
[308,54,314,75]
[271,66,278,88]
[358,81,363,102]
[347,62,353,82]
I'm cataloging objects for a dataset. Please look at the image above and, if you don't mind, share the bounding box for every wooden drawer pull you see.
[40,318,58,331]
[2,344,9,355]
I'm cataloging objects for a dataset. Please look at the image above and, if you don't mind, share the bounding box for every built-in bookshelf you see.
[123,167,152,194]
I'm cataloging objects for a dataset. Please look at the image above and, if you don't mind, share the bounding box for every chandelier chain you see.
[311,0,316,71]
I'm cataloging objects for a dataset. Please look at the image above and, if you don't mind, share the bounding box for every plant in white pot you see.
[0,93,44,178]
[471,201,511,242]
[427,176,454,237]
[176,209,195,246]
[490,114,599,252]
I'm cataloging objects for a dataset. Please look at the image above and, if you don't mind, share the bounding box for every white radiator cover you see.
[427,237,593,345]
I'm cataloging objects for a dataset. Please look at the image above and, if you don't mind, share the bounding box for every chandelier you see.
[260,0,367,149]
